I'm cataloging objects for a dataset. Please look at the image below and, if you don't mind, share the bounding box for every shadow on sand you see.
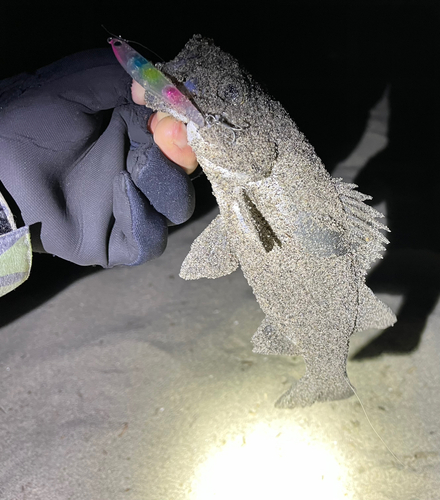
[349,9,439,359]
[351,71,440,358]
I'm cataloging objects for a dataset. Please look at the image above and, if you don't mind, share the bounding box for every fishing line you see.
[344,377,405,467]
[101,26,165,62]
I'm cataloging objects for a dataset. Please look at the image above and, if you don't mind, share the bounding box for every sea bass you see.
[110,35,397,407]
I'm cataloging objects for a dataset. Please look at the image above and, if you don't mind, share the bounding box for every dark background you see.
[2,0,417,161]
[3,0,434,161]
[1,0,439,356]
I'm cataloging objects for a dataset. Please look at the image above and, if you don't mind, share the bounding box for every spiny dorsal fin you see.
[334,178,389,270]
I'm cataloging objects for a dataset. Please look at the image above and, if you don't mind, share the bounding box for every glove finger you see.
[119,104,154,146]
[127,142,196,225]
[108,172,168,267]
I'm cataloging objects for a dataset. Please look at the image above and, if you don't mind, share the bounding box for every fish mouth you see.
[158,71,249,139]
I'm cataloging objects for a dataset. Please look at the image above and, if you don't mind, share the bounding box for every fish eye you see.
[218,81,244,105]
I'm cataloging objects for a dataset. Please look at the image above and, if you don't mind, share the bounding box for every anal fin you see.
[355,285,397,332]
[180,214,239,280]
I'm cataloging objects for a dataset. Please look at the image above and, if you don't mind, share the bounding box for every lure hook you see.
[205,113,250,144]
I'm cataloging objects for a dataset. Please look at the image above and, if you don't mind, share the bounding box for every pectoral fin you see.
[180,214,239,280]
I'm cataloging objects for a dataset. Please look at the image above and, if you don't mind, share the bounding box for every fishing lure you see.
[108,36,204,127]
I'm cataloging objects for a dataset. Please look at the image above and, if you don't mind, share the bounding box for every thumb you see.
[131,81,198,174]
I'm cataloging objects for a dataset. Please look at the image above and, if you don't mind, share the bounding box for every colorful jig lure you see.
[108,37,205,127]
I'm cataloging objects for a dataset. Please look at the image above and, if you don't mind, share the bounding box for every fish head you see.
[159,35,280,183]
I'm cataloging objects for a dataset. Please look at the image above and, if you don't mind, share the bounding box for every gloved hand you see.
[0,48,198,268]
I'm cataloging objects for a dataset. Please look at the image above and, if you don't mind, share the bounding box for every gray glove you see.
[0,48,195,268]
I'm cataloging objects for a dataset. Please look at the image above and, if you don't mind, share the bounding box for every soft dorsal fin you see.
[180,214,239,280]
[334,178,389,270]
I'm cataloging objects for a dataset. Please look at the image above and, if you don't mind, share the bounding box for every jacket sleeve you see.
[0,191,32,297]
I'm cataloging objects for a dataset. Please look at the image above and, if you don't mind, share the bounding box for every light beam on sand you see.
[190,422,348,499]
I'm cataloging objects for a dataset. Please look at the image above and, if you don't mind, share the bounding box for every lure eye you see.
[107,37,122,47]
[184,78,198,95]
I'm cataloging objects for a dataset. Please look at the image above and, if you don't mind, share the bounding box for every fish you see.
[110,35,397,407]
